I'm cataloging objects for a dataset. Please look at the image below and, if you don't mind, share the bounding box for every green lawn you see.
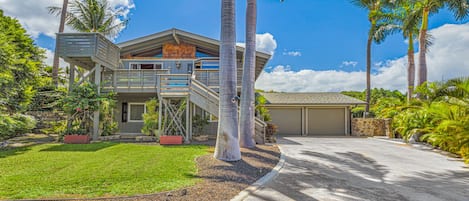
[0,143,208,199]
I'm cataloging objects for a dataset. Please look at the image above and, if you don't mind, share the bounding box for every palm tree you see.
[48,0,128,39]
[214,0,242,161]
[51,0,69,87]
[239,0,257,148]
[388,1,423,101]
[351,0,393,117]
[414,0,469,87]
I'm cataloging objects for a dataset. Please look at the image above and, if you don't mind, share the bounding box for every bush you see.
[0,114,37,140]
[142,98,159,137]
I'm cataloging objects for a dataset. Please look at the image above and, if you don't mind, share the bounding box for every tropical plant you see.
[192,114,209,136]
[255,91,271,121]
[141,98,159,137]
[214,0,242,161]
[100,92,118,136]
[52,0,69,86]
[410,0,469,87]
[239,0,258,148]
[351,0,396,116]
[48,0,129,39]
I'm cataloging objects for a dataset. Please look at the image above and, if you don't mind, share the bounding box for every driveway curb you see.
[231,145,286,201]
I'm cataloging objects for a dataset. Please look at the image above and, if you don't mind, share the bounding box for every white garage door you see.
[269,108,302,135]
[308,108,346,135]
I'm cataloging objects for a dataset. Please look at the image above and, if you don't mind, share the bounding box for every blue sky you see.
[1,0,469,92]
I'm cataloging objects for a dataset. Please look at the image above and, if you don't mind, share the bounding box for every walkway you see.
[244,137,469,201]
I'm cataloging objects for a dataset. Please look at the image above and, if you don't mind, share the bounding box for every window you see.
[128,103,146,122]
[129,63,162,70]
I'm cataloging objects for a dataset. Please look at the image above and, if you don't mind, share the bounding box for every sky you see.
[1,0,469,93]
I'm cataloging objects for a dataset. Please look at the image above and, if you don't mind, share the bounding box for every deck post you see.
[92,63,101,140]
[158,96,163,136]
[68,64,75,92]
[185,98,190,143]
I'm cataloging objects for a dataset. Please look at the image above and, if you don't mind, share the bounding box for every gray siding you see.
[116,93,157,134]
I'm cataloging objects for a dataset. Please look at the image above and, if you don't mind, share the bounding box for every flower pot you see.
[64,135,90,144]
[159,135,183,145]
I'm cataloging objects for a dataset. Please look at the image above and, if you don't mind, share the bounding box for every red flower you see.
[76,108,81,112]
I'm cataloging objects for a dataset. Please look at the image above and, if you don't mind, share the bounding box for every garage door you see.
[269,108,302,135]
[308,108,345,135]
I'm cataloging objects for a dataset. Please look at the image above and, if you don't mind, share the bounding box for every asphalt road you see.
[244,137,469,201]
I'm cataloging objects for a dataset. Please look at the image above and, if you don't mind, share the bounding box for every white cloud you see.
[42,48,67,68]
[0,0,135,39]
[283,51,302,57]
[238,33,277,57]
[256,23,469,92]
[341,61,358,68]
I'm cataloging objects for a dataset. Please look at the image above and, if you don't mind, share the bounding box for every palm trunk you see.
[53,0,68,87]
[417,8,429,87]
[365,33,372,117]
[239,0,257,148]
[407,33,415,102]
[214,0,241,161]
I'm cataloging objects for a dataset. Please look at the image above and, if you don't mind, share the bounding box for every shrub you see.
[142,98,159,137]
[0,114,37,140]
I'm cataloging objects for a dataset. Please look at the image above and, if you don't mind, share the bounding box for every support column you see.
[184,99,190,143]
[92,63,101,140]
[68,64,75,92]
[158,96,163,136]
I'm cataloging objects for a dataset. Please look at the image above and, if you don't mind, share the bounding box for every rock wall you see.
[26,111,66,134]
[352,118,392,137]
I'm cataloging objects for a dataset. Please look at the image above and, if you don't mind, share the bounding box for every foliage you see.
[141,98,159,137]
[99,92,118,136]
[0,143,208,199]
[0,114,37,140]
[0,10,44,114]
[255,91,271,121]
[28,66,67,111]
[374,78,469,163]
[192,114,209,136]
[48,0,129,39]
[61,82,115,136]
[341,88,405,117]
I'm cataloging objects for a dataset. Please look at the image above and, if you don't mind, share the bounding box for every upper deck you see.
[57,33,120,70]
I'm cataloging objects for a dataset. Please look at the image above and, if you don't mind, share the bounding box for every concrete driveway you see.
[244,137,469,201]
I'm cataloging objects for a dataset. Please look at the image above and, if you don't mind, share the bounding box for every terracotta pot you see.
[64,135,90,144]
[159,135,183,145]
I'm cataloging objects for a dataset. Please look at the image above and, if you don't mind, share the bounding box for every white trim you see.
[128,103,146,122]
[128,62,163,70]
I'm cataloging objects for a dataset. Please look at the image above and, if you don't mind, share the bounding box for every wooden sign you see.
[163,43,196,59]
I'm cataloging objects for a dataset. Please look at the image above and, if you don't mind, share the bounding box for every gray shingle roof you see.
[260,92,366,105]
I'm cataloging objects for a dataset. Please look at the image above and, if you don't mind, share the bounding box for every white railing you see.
[103,69,169,91]
[158,74,191,95]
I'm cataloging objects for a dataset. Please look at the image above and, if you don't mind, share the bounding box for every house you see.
[260,92,366,136]
[57,28,270,143]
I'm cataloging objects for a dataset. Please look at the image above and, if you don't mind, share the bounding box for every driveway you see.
[244,137,469,201]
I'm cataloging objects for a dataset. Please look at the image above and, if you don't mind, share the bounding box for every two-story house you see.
[57,28,271,143]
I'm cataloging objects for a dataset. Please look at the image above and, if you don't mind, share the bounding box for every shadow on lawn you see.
[0,146,32,158]
[40,142,117,152]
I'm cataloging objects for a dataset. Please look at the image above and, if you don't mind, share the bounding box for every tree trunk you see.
[407,33,415,102]
[365,33,372,117]
[239,0,257,148]
[214,0,241,161]
[417,8,429,87]
[53,0,68,87]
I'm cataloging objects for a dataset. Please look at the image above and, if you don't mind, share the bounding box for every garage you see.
[308,108,345,135]
[261,92,365,136]
[269,108,302,135]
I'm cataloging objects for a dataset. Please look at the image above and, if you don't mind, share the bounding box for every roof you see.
[260,92,366,105]
[117,28,271,79]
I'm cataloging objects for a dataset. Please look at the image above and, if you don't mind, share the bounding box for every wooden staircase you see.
[190,79,267,143]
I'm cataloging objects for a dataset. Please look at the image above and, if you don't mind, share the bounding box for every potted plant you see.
[61,82,100,144]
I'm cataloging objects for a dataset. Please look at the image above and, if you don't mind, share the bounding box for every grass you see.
[0,142,208,199]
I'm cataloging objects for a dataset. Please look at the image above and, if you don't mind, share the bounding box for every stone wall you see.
[352,118,392,137]
[26,111,66,134]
